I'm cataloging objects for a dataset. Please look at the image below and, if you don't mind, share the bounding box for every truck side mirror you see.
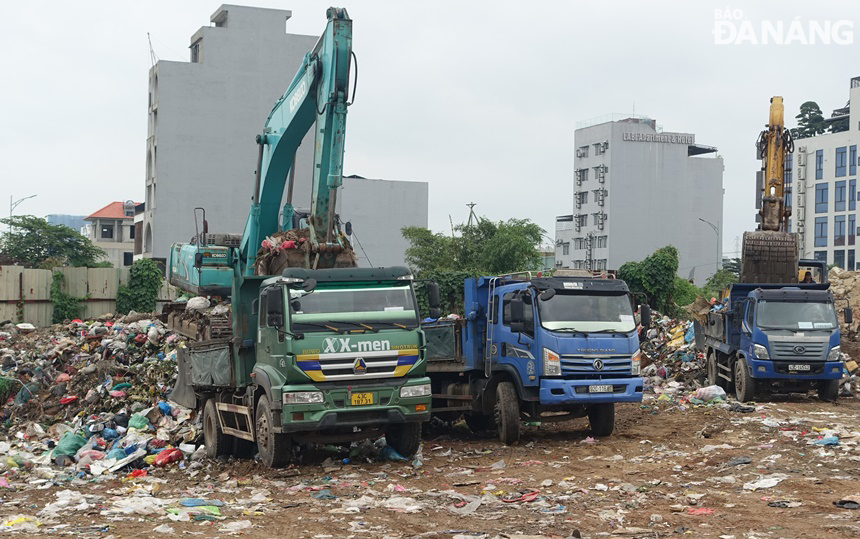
[510,297,525,333]
[640,304,651,330]
[302,278,317,293]
[845,307,853,325]
[266,287,284,327]
[539,288,556,301]
[194,252,204,269]
[344,221,353,236]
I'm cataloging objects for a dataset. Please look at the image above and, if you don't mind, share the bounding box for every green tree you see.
[721,257,740,279]
[700,269,737,301]
[673,276,698,308]
[794,101,826,138]
[0,215,106,268]
[116,259,163,314]
[617,246,680,314]
[401,227,455,274]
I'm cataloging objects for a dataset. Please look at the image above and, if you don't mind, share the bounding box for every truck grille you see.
[560,356,632,378]
[769,342,827,361]
[296,349,419,382]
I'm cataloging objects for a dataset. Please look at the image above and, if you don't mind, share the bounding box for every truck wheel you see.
[203,398,230,458]
[385,423,421,458]
[818,379,840,402]
[464,413,493,433]
[588,403,615,436]
[707,351,724,389]
[255,395,292,468]
[494,381,521,445]
[734,357,756,403]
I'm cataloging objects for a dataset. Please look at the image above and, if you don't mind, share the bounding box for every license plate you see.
[589,384,613,393]
[350,392,374,406]
[788,364,811,371]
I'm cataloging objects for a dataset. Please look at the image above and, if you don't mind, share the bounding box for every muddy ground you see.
[5,395,860,538]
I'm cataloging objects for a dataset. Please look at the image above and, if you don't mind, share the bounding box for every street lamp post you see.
[9,195,37,235]
[698,217,721,272]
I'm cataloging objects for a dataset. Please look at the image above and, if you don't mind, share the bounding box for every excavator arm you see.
[740,97,798,283]
[239,6,354,277]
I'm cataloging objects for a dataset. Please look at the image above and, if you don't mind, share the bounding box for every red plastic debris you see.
[59,396,78,405]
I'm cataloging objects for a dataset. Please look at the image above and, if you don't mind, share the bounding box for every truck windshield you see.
[538,293,635,332]
[289,284,419,332]
[756,300,838,331]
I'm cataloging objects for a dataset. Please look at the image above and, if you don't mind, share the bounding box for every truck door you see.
[497,292,539,387]
[258,286,286,368]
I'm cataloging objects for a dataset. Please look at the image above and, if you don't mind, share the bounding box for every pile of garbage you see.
[253,228,357,275]
[0,315,199,480]
[827,267,860,338]
[640,312,706,393]
[166,295,232,340]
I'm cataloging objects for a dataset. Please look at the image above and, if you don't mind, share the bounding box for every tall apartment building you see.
[141,5,427,267]
[792,76,860,270]
[555,115,724,282]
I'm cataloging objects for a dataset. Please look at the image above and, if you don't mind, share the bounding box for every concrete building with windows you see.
[555,115,724,282]
[46,214,86,233]
[82,201,138,267]
[792,76,860,270]
[141,5,427,268]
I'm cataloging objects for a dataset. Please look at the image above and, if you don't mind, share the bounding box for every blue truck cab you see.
[698,281,849,402]
[425,273,648,444]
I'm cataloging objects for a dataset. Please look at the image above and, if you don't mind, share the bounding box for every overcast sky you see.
[2,1,858,258]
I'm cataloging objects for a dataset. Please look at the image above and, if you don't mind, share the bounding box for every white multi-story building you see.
[141,5,427,268]
[82,201,138,267]
[555,115,724,282]
[792,76,860,270]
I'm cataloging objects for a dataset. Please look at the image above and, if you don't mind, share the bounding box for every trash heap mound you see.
[828,267,860,339]
[253,228,357,275]
[640,312,706,394]
[0,315,200,479]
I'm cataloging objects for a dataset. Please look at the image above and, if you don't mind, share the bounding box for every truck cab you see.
[427,274,647,444]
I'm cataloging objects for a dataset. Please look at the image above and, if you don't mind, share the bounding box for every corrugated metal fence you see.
[0,266,176,327]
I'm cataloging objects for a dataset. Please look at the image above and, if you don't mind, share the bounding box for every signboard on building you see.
[622,132,695,144]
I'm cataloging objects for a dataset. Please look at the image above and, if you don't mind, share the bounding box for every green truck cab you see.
[172,267,432,467]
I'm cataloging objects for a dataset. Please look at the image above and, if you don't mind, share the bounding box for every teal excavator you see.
[168,6,357,299]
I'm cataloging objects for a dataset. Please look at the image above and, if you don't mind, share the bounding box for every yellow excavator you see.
[740,97,798,283]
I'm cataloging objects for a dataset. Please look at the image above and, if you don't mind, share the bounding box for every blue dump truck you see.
[697,270,852,402]
[424,273,648,444]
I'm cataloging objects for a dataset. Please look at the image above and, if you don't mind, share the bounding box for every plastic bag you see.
[693,385,726,402]
[128,414,149,430]
[54,432,87,458]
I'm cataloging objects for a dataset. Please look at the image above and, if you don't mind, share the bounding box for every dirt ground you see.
[5,395,860,539]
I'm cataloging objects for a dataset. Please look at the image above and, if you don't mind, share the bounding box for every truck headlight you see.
[827,345,842,362]
[753,344,769,360]
[282,391,324,405]
[400,384,431,398]
[543,348,561,376]
[631,349,642,375]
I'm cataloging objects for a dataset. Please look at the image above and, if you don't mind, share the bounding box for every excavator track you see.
[740,231,798,283]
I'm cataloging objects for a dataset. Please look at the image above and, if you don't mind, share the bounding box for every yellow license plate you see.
[350,392,374,406]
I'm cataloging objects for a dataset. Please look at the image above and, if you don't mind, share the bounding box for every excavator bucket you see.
[740,230,798,283]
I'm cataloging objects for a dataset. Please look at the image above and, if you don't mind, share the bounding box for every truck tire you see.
[385,423,421,458]
[203,398,230,458]
[494,381,521,445]
[464,413,493,433]
[818,379,840,402]
[734,357,756,403]
[588,403,615,437]
[707,351,725,389]
[255,395,292,468]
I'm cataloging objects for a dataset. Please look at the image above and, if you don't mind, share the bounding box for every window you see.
[787,218,792,233]
[816,149,823,180]
[852,180,857,212]
[101,224,114,239]
[815,183,828,213]
[575,214,588,227]
[123,252,133,266]
[574,237,586,249]
[191,42,200,63]
[851,249,856,271]
[784,154,793,184]
[575,191,588,205]
[835,250,846,269]
[576,168,589,183]
[129,225,136,239]
[851,145,857,176]
[577,145,589,158]
[596,235,608,248]
[562,243,570,256]
[835,215,846,246]
[814,250,827,262]
[836,147,848,177]
[814,217,828,247]
[851,215,856,246]
[594,259,607,270]
[836,180,847,212]
[785,190,792,208]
